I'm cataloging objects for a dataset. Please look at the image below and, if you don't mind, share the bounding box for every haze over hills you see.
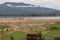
[0,2,60,16]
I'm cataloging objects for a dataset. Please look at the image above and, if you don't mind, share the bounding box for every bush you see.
[54,37,60,40]
[50,27,59,30]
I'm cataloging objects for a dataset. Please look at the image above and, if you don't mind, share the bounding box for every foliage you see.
[0,25,10,29]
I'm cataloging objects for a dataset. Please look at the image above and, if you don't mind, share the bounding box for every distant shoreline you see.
[0,16,60,19]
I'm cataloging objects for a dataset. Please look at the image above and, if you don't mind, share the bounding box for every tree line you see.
[0,13,60,17]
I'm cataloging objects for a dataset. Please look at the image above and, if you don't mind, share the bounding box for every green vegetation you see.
[0,25,10,34]
[0,25,11,40]
[1,31,26,40]
[0,25,10,29]
[0,22,60,40]
[42,22,60,40]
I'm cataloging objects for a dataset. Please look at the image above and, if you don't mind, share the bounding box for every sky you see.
[0,0,60,10]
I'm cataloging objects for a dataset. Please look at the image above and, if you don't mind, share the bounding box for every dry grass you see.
[0,19,60,33]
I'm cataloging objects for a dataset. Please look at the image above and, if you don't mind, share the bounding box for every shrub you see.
[50,27,59,30]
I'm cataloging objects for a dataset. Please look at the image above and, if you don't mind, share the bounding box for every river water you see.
[0,16,60,19]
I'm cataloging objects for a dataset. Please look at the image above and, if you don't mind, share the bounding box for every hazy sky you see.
[0,0,60,10]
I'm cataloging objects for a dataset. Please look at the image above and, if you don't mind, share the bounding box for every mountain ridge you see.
[0,2,60,16]
[1,2,35,7]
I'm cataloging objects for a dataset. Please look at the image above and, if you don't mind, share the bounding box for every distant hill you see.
[0,2,60,16]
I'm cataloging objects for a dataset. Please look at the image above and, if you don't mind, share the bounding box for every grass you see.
[2,31,26,40]
[0,25,10,35]
[0,25,10,29]
[42,30,60,40]
[0,22,60,40]
[42,23,60,40]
